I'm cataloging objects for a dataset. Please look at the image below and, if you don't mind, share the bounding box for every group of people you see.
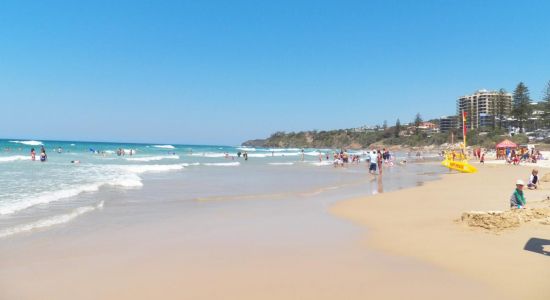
[366,149,393,175]
[330,148,394,175]
[116,148,134,156]
[332,151,350,165]
[30,146,47,162]
[236,151,249,160]
[504,148,542,165]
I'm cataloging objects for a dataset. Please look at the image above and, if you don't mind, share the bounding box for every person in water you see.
[40,147,47,162]
[528,169,539,190]
[30,148,36,161]
[510,180,526,209]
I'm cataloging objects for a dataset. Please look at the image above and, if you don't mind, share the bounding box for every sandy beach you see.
[0,159,507,300]
[332,162,550,300]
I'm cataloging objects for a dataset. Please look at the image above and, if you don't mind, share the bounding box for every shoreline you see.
[0,161,506,300]
[331,162,550,300]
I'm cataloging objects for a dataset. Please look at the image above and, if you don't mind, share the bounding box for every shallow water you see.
[0,138,443,239]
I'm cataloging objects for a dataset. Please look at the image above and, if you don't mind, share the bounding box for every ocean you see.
[0,139,444,239]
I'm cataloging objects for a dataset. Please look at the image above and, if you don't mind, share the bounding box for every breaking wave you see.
[0,201,105,238]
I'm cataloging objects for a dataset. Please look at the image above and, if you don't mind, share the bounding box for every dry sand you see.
[332,162,550,300]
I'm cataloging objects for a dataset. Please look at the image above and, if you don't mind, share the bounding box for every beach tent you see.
[495,139,517,159]
[496,139,517,148]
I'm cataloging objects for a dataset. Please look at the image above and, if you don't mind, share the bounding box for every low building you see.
[417,121,439,133]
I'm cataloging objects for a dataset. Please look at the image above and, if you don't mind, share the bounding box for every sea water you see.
[0,139,443,239]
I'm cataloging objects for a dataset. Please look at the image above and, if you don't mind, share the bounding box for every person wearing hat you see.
[510,179,527,209]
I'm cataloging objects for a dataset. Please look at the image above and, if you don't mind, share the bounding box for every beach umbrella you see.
[495,139,517,149]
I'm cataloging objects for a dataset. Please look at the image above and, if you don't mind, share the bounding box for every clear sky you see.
[1,0,549,145]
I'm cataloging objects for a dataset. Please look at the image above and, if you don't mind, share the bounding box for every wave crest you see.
[125,155,179,162]
[0,155,29,162]
[0,201,104,238]
[9,140,43,146]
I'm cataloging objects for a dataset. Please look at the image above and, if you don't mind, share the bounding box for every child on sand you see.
[528,169,539,190]
[479,150,485,164]
[510,180,526,209]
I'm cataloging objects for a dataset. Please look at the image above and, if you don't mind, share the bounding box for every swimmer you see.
[71,160,80,164]
[40,151,47,162]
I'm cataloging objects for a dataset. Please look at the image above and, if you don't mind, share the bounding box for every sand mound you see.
[460,208,550,231]
[540,173,550,182]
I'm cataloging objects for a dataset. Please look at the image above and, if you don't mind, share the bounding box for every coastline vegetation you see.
[242,127,529,149]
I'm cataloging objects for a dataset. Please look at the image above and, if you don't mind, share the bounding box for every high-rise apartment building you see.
[456,89,513,130]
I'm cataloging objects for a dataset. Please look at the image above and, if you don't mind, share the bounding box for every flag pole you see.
[462,111,467,152]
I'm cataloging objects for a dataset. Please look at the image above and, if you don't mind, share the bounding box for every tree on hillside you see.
[383,120,388,130]
[511,82,532,132]
[542,81,550,127]
[494,88,508,129]
[414,113,422,134]
[394,118,401,138]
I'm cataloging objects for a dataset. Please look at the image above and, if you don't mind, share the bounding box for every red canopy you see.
[496,139,517,148]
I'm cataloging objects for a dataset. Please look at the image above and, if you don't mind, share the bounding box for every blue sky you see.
[1,0,549,145]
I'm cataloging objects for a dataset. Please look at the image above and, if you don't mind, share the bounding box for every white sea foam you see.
[268,162,294,166]
[305,151,324,156]
[247,153,270,158]
[190,152,227,158]
[275,152,301,157]
[202,162,240,167]
[9,140,43,146]
[310,161,333,166]
[266,148,285,152]
[0,201,104,238]
[0,163,184,215]
[118,163,185,173]
[0,178,138,216]
[125,155,180,162]
[153,145,176,149]
[237,147,256,151]
[263,148,302,152]
[0,155,28,162]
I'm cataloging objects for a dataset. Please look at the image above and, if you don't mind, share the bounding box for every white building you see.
[457,89,513,130]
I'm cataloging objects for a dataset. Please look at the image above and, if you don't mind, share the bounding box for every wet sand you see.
[0,163,507,300]
[332,162,550,300]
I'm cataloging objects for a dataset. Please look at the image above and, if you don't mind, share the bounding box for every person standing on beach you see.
[30,148,36,161]
[510,180,526,209]
[368,151,378,175]
[377,150,383,175]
